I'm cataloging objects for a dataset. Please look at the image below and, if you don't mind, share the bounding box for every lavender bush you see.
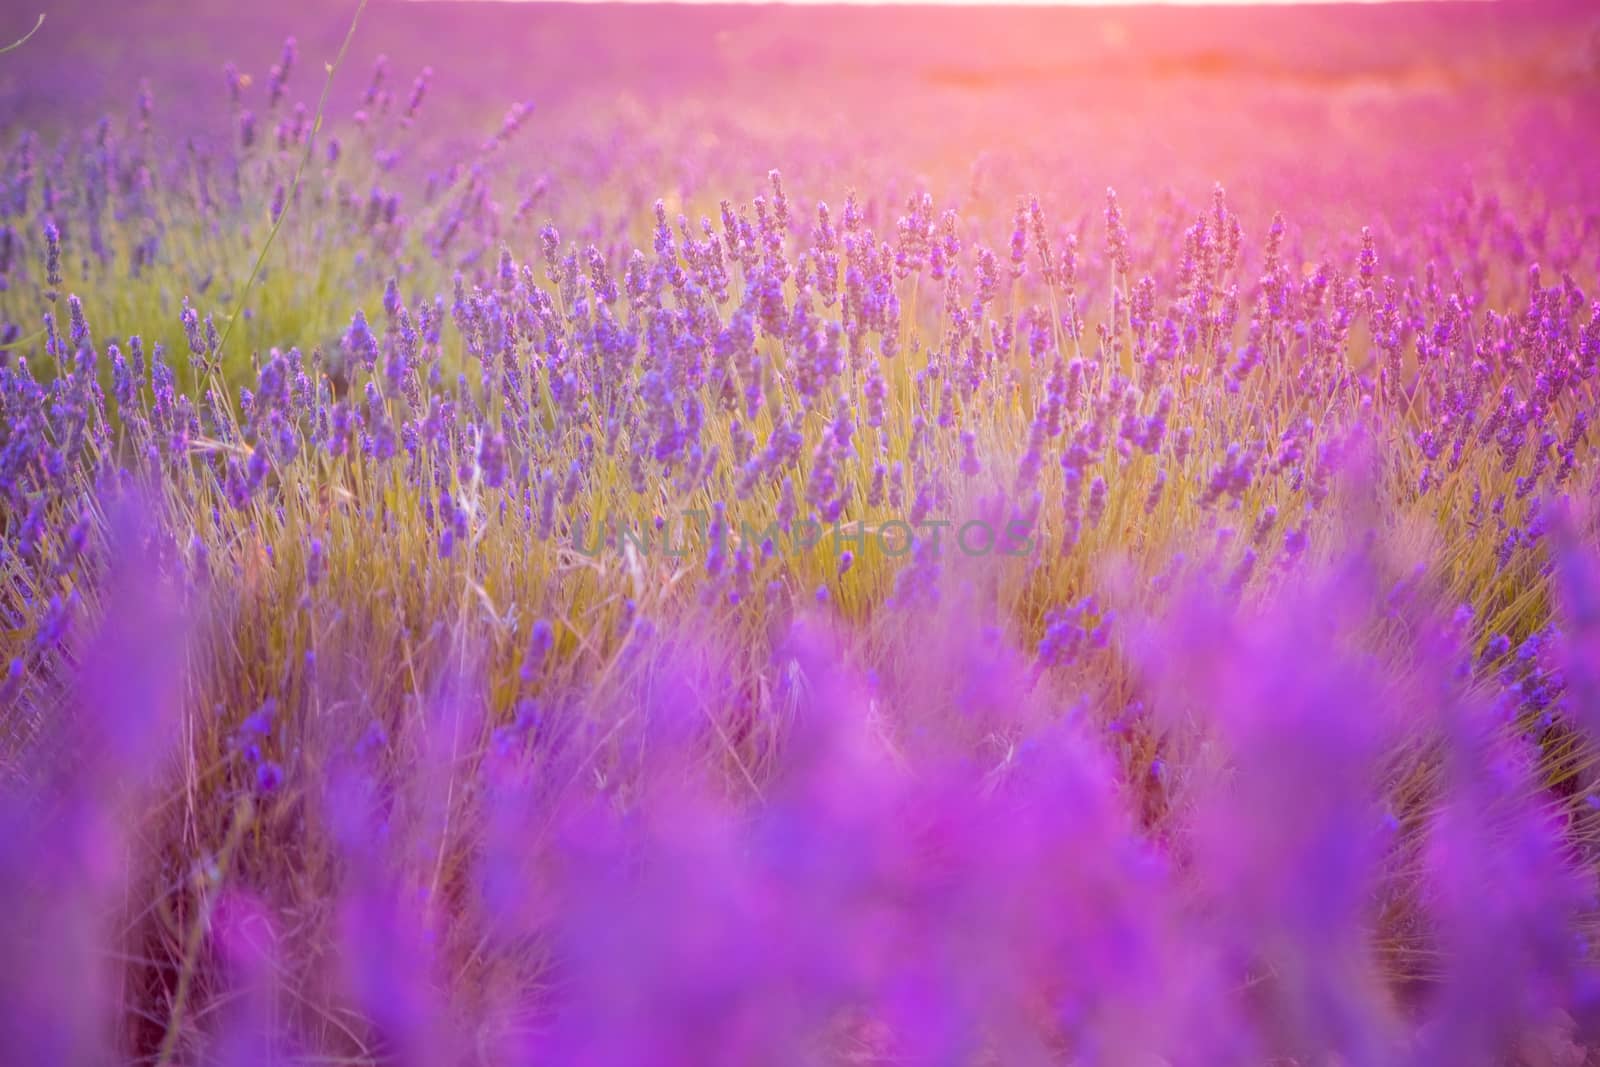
[3,2,1600,1063]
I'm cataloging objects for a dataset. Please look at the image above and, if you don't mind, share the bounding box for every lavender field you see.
[4,0,1600,1062]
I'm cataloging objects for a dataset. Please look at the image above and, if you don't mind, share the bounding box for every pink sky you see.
[462,1,1417,5]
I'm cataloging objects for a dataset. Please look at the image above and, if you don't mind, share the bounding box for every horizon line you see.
[408,0,1478,7]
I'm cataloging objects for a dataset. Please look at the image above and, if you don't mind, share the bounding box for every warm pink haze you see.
[436,0,1453,5]
[446,0,1450,5]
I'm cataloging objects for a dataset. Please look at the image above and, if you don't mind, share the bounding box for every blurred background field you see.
[5,0,1598,223]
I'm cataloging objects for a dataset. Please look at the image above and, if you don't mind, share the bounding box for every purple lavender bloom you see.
[343,310,379,372]
[522,619,554,682]
[267,38,298,109]
[307,538,325,588]
[477,431,507,489]
[256,761,284,793]
[42,221,61,296]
